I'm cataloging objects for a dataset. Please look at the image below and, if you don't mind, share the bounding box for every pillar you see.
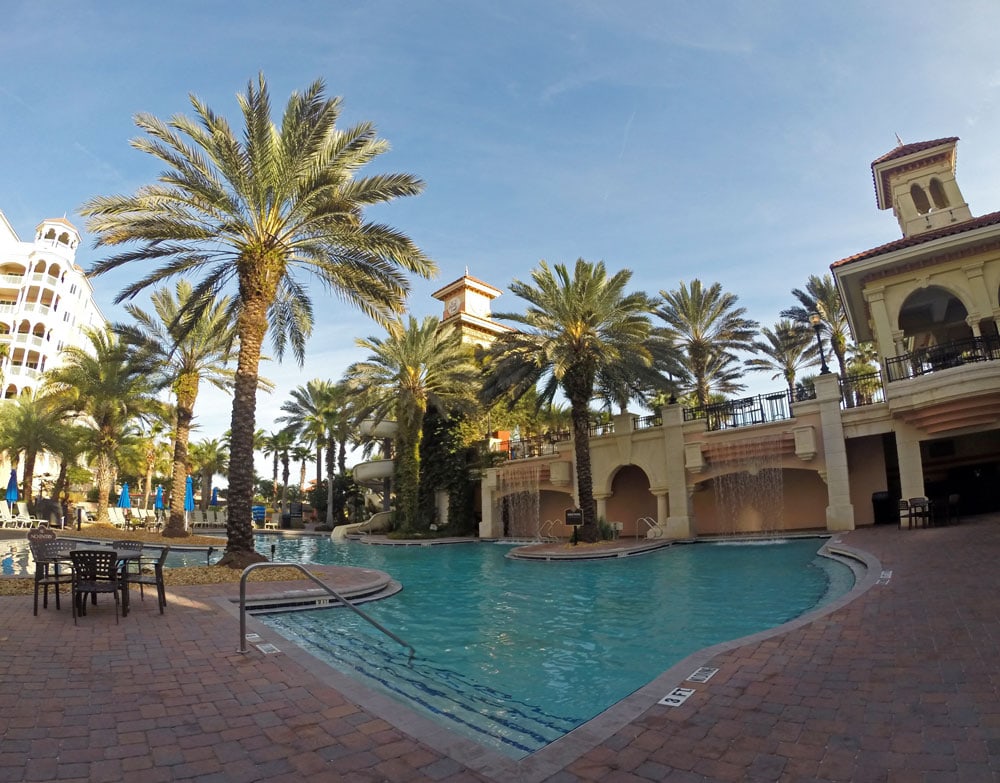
[815,374,855,531]
[894,421,926,502]
[661,404,694,538]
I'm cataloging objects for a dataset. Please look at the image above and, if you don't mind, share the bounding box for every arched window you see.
[910,183,931,214]
[929,178,949,210]
[57,232,70,245]
[43,229,56,240]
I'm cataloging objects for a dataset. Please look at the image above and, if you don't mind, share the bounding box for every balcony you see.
[683,389,807,432]
[885,335,1000,382]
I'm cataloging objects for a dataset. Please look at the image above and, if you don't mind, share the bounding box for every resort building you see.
[477,136,1000,540]
[0,210,106,399]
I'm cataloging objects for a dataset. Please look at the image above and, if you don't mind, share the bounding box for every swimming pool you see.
[255,536,854,757]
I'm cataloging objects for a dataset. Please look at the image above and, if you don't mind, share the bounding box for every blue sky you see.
[3,1,1000,472]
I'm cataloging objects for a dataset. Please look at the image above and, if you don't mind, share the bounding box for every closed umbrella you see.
[5,469,18,511]
[184,475,195,530]
[117,482,131,509]
[210,487,219,506]
[154,484,164,526]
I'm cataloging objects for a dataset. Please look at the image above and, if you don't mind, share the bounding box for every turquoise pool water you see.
[255,536,854,757]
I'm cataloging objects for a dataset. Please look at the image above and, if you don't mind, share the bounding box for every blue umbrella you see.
[117,482,131,509]
[154,485,164,510]
[5,469,18,509]
[184,476,195,512]
[210,487,219,506]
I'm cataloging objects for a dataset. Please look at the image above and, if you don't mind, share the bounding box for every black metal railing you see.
[683,389,797,432]
[632,413,662,430]
[838,371,885,409]
[503,430,571,461]
[884,335,1000,382]
[588,421,615,437]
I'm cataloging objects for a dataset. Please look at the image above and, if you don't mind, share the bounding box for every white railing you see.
[638,517,662,539]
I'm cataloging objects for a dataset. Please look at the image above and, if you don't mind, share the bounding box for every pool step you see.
[242,575,401,615]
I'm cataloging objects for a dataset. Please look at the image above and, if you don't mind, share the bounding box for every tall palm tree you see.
[0,389,68,507]
[780,273,852,378]
[44,328,162,523]
[481,259,654,543]
[291,443,313,494]
[189,438,229,511]
[655,279,759,406]
[745,319,818,395]
[347,315,479,532]
[80,74,435,568]
[277,379,342,518]
[118,280,237,536]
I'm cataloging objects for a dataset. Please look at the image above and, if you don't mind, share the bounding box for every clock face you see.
[447,297,460,315]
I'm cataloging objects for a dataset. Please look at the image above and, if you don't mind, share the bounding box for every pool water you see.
[256,536,854,757]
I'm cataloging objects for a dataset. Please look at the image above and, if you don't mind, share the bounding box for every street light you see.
[810,312,831,374]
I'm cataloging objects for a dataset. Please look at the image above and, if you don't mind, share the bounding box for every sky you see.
[3,1,1000,478]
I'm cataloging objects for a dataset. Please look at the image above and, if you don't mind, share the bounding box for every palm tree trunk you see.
[165,378,197,538]
[325,435,336,526]
[22,450,37,507]
[219,294,269,568]
[569,395,598,543]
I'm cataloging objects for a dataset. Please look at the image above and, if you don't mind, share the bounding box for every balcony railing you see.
[885,335,1000,382]
[839,371,885,409]
[683,389,800,432]
[588,421,615,437]
[505,430,571,461]
[632,413,662,430]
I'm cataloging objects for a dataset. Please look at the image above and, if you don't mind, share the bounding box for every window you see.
[910,183,931,214]
[929,178,949,209]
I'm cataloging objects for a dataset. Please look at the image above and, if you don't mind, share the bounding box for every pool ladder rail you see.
[237,562,415,664]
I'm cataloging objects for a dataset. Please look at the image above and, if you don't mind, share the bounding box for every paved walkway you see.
[1,517,999,781]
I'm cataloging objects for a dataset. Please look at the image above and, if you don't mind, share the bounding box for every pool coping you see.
[222,534,879,783]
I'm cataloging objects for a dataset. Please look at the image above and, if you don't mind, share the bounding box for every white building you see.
[0,210,106,399]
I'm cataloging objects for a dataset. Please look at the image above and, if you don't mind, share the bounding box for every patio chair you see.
[897,499,913,529]
[908,497,931,528]
[69,550,122,624]
[131,546,169,613]
[26,526,56,544]
[112,540,145,580]
[30,539,73,615]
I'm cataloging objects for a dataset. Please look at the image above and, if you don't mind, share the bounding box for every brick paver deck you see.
[2,516,998,782]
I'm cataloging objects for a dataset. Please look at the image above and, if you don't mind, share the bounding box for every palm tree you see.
[481,259,654,543]
[0,389,69,507]
[259,430,292,512]
[347,315,479,532]
[44,328,162,523]
[655,279,759,406]
[780,273,852,378]
[189,438,228,511]
[745,319,818,395]
[80,74,435,568]
[118,280,237,537]
[277,379,342,519]
[291,443,313,494]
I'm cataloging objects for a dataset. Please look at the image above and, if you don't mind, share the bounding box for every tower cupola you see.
[871,137,972,238]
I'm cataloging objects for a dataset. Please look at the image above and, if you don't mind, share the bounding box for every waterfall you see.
[712,437,784,534]
[494,463,541,539]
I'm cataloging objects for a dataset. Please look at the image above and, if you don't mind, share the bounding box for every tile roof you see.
[871,137,959,166]
[832,210,1000,267]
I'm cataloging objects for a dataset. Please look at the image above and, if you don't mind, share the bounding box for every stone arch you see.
[929,178,949,209]
[605,464,656,538]
[897,285,972,350]
[910,183,931,214]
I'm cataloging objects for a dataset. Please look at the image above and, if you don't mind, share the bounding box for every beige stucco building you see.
[479,136,1000,540]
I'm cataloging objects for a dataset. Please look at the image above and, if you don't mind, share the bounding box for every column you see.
[815,374,855,531]
[594,492,610,522]
[894,421,925,501]
[661,404,694,538]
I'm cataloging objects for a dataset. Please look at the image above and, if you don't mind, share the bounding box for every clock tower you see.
[431,271,514,347]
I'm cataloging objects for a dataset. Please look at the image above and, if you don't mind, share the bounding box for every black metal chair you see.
[69,550,122,624]
[131,546,169,613]
[29,539,73,615]
[908,497,931,528]
[898,499,913,529]
[112,540,144,579]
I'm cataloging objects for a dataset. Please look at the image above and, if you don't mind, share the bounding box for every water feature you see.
[494,462,541,538]
[257,535,854,757]
[712,436,785,534]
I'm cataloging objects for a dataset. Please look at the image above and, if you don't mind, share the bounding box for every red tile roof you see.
[871,137,959,167]
[832,210,1000,268]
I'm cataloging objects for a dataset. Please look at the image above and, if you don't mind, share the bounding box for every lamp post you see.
[810,312,831,374]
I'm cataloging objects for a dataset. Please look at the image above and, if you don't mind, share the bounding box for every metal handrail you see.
[237,562,415,664]
[638,517,662,539]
